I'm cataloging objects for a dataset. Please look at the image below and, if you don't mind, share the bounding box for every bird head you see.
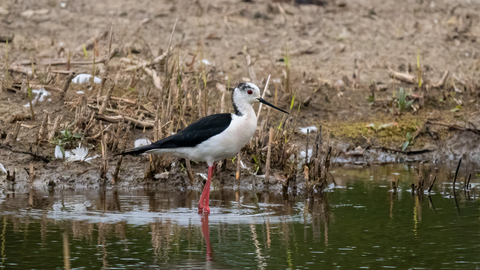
[233,82,289,114]
[234,82,261,104]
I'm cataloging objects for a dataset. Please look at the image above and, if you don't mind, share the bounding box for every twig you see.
[26,79,35,121]
[74,31,108,52]
[98,84,114,114]
[453,157,462,193]
[328,171,337,186]
[373,146,434,155]
[388,69,416,84]
[256,74,271,119]
[105,24,114,68]
[4,121,21,146]
[265,127,273,183]
[305,129,309,165]
[428,195,435,212]
[100,127,108,183]
[466,173,471,190]
[432,70,449,88]
[244,50,256,84]
[164,18,178,76]
[94,113,154,129]
[110,96,137,105]
[48,115,62,141]
[0,144,49,163]
[428,176,436,193]
[37,113,49,142]
[62,73,75,96]
[185,158,196,183]
[14,55,115,66]
[112,123,129,183]
[426,121,480,135]
[29,163,35,185]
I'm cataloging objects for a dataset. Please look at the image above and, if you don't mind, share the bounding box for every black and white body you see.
[120,82,288,213]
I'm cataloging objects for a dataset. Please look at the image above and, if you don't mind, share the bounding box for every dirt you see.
[1,0,480,188]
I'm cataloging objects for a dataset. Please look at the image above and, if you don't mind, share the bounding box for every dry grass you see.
[1,0,480,189]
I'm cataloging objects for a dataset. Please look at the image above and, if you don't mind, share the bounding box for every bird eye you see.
[247,90,253,95]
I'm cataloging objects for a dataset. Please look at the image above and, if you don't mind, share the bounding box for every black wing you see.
[120,113,232,155]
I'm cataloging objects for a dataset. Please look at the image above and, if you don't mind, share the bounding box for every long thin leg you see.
[198,163,215,213]
[201,213,213,262]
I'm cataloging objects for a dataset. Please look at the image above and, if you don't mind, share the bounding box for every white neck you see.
[233,96,256,118]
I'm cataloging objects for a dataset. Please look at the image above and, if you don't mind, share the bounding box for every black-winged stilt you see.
[120,82,288,213]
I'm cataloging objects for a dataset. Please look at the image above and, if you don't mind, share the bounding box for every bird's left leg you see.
[198,163,215,213]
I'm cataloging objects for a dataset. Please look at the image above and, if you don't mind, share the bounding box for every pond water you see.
[0,164,479,269]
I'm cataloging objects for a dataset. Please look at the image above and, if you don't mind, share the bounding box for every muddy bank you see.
[1,129,479,191]
[2,0,480,189]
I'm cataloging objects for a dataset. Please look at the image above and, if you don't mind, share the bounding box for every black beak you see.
[257,98,289,114]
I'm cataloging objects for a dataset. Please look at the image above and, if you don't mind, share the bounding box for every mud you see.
[1,0,480,188]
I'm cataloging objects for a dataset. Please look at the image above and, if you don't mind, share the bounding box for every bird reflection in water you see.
[200,213,213,262]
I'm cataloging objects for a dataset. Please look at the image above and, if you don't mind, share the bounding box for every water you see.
[1,165,479,269]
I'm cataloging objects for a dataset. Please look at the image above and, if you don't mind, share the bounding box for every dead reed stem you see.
[428,176,436,193]
[256,75,271,120]
[264,127,274,183]
[388,69,416,84]
[185,158,196,183]
[112,124,130,183]
[220,92,225,113]
[452,158,462,213]
[466,173,471,190]
[94,113,154,129]
[27,80,35,121]
[74,31,108,52]
[37,113,49,143]
[29,163,34,185]
[164,18,178,76]
[61,73,75,97]
[245,50,256,84]
[100,127,108,183]
[48,115,62,141]
[4,121,21,146]
[98,84,114,114]
[63,231,71,270]
[305,129,309,165]
[453,158,462,193]
[433,70,449,88]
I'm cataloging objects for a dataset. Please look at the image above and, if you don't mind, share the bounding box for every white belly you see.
[147,113,257,166]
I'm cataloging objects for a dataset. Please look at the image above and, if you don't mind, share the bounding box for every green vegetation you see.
[50,129,83,157]
[396,87,414,112]
[402,132,414,151]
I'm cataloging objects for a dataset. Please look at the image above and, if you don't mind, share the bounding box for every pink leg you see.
[198,164,215,213]
[201,213,213,261]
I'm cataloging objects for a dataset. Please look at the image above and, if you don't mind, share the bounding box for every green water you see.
[0,165,479,269]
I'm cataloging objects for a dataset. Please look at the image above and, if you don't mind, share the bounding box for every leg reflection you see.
[201,213,213,262]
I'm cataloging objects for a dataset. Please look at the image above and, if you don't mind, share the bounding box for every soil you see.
[1,0,480,188]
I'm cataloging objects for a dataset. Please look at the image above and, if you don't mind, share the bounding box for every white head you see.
[233,82,261,105]
[232,82,289,116]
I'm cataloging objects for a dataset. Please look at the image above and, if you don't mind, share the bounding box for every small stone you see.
[154,172,169,180]
[20,9,35,17]
[0,7,9,16]
[334,79,346,91]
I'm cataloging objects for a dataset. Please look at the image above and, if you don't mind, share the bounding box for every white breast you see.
[191,113,257,165]
[147,113,257,166]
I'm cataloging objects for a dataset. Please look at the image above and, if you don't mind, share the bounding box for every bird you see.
[119,82,289,213]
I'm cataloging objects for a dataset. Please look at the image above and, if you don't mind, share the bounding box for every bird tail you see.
[116,144,157,156]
